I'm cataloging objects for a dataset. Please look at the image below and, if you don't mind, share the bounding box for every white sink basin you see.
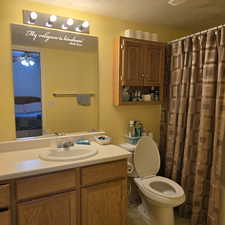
[39,147,98,161]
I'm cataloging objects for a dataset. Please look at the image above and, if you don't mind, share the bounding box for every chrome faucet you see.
[57,141,74,149]
[54,132,65,136]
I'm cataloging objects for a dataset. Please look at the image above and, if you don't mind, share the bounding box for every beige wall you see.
[0,0,190,143]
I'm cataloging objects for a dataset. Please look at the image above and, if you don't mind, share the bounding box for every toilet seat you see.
[135,176,184,199]
[133,136,185,206]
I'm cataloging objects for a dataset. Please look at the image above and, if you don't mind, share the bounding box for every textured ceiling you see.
[30,0,225,31]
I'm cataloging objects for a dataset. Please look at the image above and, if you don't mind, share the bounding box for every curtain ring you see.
[198,32,203,41]
[215,29,218,36]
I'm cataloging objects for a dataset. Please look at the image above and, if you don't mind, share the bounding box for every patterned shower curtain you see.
[160,28,225,225]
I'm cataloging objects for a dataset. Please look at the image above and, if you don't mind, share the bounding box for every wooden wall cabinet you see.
[113,36,165,105]
[0,159,127,225]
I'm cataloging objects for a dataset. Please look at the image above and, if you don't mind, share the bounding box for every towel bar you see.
[53,93,95,97]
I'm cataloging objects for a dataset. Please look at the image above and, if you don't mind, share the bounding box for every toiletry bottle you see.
[128,121,136,137]
[122,87,130,102]
[155,88,160,101]
[135,121,143,137]
[150,87,155,101]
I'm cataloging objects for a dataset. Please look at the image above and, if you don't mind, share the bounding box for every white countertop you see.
[0,142,130,181]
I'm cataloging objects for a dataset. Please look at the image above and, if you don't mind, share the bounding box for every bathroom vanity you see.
[0,136,130,225]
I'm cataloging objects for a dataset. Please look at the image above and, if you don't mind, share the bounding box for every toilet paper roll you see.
[124,29,135,38]
[135,30,144,39]
[152,33,159,41]
[128,162,134,174]
[143,32,151,41]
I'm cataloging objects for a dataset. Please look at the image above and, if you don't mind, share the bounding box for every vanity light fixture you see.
[23,10,90,34]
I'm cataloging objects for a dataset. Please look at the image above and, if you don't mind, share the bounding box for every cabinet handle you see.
[141,74,145,77]
[0,208,8,212]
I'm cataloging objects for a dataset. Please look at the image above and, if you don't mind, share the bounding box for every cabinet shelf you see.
[119,101,161,105]
[113,36,165,106]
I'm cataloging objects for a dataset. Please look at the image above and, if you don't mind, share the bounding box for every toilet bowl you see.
[131,136,185,225]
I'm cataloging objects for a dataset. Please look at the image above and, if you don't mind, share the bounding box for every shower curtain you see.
[160,28,225,225]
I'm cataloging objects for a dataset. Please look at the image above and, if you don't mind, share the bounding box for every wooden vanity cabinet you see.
[113,36,165,105]
[2,159,127,225]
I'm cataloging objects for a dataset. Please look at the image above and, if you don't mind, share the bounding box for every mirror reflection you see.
[11,24,99,138]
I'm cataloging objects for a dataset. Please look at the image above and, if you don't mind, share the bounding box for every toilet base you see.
[137,203,151,224]
[139,196,175,225]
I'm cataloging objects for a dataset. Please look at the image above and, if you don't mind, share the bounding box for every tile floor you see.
[127,205,190,225]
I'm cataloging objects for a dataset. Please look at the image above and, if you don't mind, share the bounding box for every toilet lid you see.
[134,136,160,178]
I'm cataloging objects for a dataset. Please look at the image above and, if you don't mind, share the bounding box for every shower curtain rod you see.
[169,24,225,44]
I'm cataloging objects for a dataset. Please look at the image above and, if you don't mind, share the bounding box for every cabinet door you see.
[122,39,144,86]
[81,179,127,225]
[0,210,11,225]
[17,191,76,225]
[0,184,10,208]
[143,44,165,85]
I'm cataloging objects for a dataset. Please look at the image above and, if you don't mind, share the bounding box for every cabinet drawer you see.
[0,185,10,208]
[0,210,11,225]
[16,170,77,201]
[81,160,127,186]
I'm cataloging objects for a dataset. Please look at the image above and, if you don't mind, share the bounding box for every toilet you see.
[122,136,185,225]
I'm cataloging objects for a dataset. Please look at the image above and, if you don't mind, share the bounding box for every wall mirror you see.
[11,24,99,138]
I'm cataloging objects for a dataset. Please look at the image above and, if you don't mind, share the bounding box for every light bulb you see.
[21,59,29,67]
[49,15,57,23]
[30,11,38,20]
[82,21,89,28]
[29,60,35,66]
[66,18,74,26]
